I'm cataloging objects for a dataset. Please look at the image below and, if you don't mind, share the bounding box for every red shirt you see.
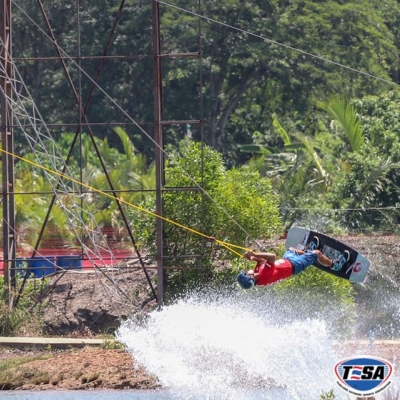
[254,259,293,285]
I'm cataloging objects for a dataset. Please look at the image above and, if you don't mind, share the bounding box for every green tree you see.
[13,0,400,167]
[129,141,282,295]
[241,94,398,230]
[14,158,75,247]
[12,128,155,246]
[324,92,400,229]
[241,112,333,226]
[264,93,400,230]
[204,0,398,164]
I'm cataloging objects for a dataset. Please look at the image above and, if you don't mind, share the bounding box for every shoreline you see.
[1,338,400,391]
[0,345,160,391]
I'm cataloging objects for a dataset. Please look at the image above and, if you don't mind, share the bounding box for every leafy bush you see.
[130,141,283,298]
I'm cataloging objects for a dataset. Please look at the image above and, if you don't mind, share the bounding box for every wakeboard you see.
[285,226,370,283]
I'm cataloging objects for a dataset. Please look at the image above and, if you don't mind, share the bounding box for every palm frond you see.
[318,97,364,152]
[296,134,327,178]
[114,127,136,163]
[272,113,292,146]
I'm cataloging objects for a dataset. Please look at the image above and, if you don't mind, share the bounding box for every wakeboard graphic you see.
[285,226,370,283]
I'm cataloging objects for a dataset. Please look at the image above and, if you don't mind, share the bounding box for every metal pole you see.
[0,0,16,308]
[152,0,164,306]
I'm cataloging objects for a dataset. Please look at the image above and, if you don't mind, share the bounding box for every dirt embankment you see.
[0,346,160,390]
[1,263,161,391]
[2,341,400,391]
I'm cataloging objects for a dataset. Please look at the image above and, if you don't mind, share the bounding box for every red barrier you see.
[0,249,135,275]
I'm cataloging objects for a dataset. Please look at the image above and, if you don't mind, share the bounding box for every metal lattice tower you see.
[0,0,16,307]
[0,0,204,309]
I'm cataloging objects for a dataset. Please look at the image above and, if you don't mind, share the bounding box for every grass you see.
[0,353,53,371]
[100,332,124,349]
[0,353,53,389]
[320,389,335,399]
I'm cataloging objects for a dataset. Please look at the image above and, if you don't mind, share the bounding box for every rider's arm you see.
[245,251,276,264]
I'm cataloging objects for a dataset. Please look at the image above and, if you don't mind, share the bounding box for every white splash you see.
[117,290,339,399]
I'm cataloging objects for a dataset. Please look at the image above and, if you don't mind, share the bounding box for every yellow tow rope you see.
[1,148,249,257]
